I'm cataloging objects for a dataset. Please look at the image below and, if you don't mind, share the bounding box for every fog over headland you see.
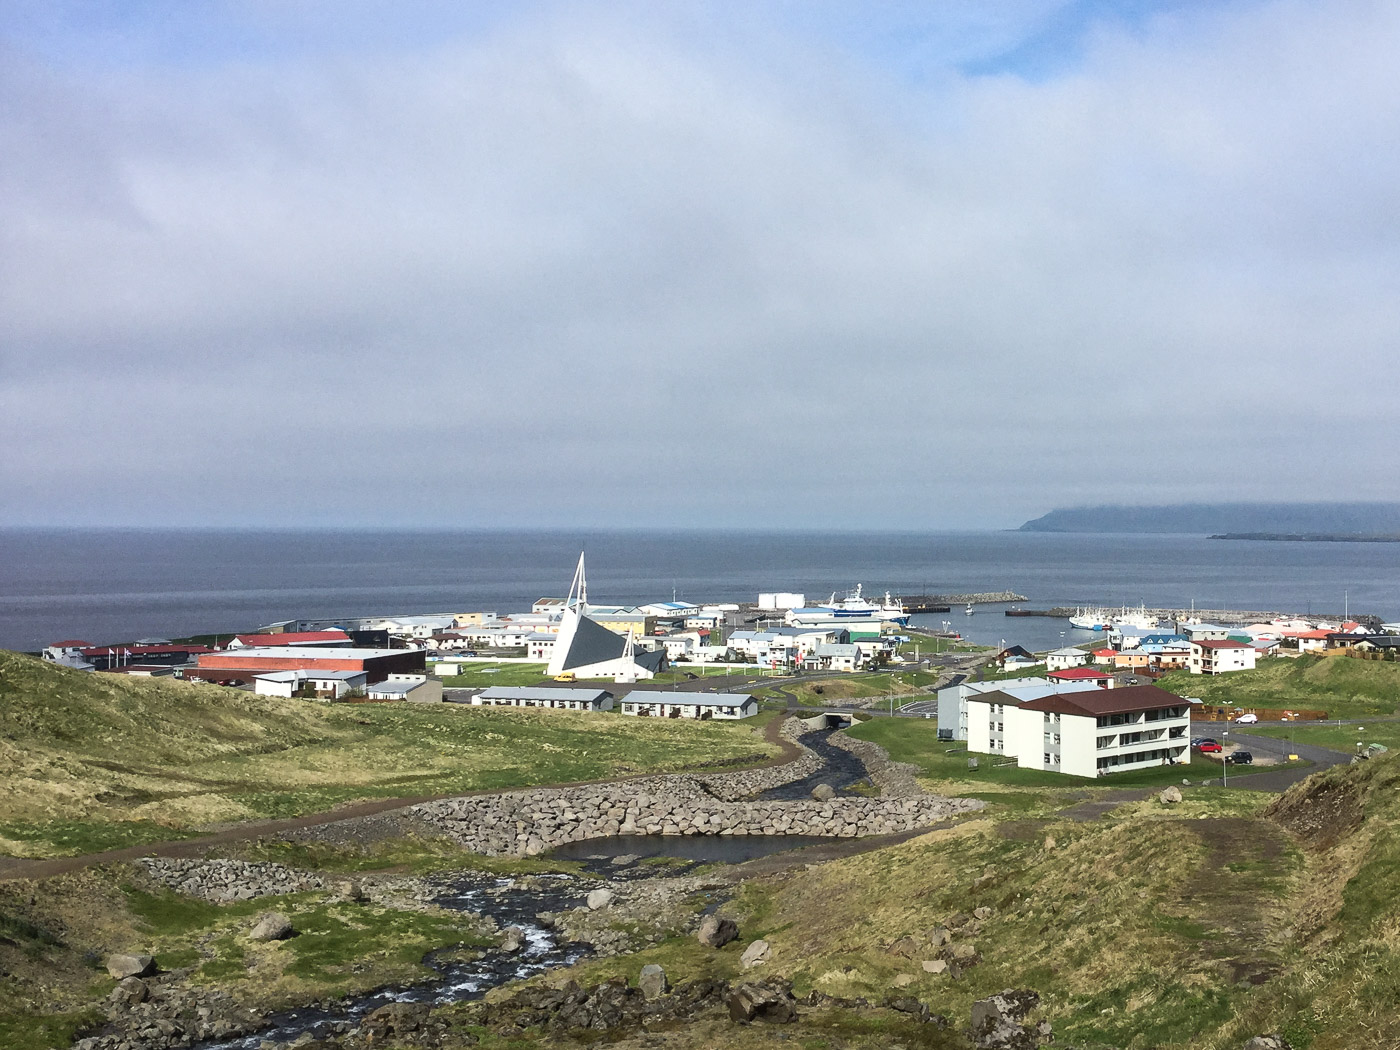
[3,1,1398,529]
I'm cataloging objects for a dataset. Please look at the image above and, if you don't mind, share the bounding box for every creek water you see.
[197,731,875,1048]
[198,872,591,1050]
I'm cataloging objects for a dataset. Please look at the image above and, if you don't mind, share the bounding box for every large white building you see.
[1045,646,1091,671]
[966,684,1192,778]
[1188,639,1258,675]
[936,678,1106,742]
[618,693,759,720]
[472,686,614,711]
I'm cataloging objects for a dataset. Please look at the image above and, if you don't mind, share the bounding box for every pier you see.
[1004,607,1381,629]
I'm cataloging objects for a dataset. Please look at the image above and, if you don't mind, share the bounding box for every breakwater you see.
[1002,607,1379,627]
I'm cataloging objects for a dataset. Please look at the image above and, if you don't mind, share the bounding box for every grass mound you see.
[0,651,778,857]
[1157,655,1400,718]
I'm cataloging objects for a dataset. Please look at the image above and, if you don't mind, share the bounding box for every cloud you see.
[2,0,1398,527]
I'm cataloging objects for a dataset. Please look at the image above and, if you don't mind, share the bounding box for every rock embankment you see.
[413,775,982,856]
[693,717,823,799]
[137,858,327,901]
[827,731,928,798]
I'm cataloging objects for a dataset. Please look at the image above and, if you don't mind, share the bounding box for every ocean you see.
[3,527,1399,653]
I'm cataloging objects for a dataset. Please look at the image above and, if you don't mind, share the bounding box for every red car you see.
[1197,741,1223,753]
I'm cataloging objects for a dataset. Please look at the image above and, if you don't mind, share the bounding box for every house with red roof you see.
[1047,667,1115,688]
[228,631,352,649]
[966,683,1191,778]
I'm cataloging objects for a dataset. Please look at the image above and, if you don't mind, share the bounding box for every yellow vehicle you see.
[554,672,576,683]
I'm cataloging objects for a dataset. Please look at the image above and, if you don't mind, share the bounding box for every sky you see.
[2,0,1398,530]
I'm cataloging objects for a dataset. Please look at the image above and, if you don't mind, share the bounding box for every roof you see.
[51,640,92,648]
[204,647,403,661]
[235,631,351,646]
[81,644,212,657]
[1092,648,1117,657]
[555,614,631,672]
[1017,684,1188,718]
[1047,667,1113,680]
[622,692,757,707]
[815,643,861,657]
[478,686,613,703]
[1193,639,1251,650]
[1048,646,1088,657]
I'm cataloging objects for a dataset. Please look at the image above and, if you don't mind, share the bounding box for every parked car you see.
[1226,751,1253,764]
[1197,741,1224,753]
[1192,737,1217,747]
[1234,713,1259,724]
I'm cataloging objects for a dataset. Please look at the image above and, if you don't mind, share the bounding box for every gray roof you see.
[479,686,614,703]
[556,614,630,671]
[815,643,860,657]
[622,692,757,707]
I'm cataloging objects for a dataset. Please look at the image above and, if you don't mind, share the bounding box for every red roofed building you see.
[966,683,1191,778]
[192,646,424,685]
[1189,639,1257,675]
[1047,667,1115,688]
[228,631,352,649]
[79,644,213,670]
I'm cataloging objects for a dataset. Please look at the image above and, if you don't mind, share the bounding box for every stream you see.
[196,729,876,1048]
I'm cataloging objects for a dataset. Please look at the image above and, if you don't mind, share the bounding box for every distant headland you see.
[1018,502,1400,535]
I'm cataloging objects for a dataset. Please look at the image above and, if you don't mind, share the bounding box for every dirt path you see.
[0,716,802,883]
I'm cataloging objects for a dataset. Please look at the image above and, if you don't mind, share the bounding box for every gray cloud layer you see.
[3,1,1398,527]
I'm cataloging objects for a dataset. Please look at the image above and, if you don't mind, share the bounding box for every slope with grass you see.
[0,651,778,858]
[1157,655,1400,719]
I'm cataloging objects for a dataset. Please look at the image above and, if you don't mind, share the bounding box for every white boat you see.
[1111,605,1159,631]
[785,585,910,627]
[1069,607,1112,631]
[965,603,975,616]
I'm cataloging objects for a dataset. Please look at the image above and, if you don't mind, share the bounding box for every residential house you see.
[1045,647,1090,671]
[618,693,759,720]
[366,673,444,703]
[1188,639,1258,675]
[472,686,614,711]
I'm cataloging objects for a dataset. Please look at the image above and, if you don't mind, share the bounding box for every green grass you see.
[1251,723,1400,754]
[0,651,779,858]
[433,661,550,686]
[0,1010,104,1050]
[1157,655,1400,719]
[773,671,941,706]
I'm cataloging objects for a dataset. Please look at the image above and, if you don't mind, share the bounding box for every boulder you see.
[105,954,155,979]
[811,784,836,802]
[361,1002,431,1039]
[887,936,921,958]
[336,879,368,902]
[1243,1038,1293,1050]
[892,974,916,988]
[727,980,797,1024]
[249,912,294,942]
[922,959,949,974]
[927,926,952,947]
[1160,786,1183,805]
[973,906,993,920]
[638,963,668,1000]
[108,976,149,1005]
[697,915,739,948]
[587,888,615,910]
[499,926,525,953]
[740,939,771,969]
[968,989,1042,1049]
[1043,834,1056,850]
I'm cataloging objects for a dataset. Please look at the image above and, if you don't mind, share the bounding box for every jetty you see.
[1005,607,1381,629]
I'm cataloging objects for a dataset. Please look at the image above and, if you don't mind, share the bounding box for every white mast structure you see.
[547,552,589,678]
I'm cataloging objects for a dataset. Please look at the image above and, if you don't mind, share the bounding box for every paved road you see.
[1219,729,1353,792]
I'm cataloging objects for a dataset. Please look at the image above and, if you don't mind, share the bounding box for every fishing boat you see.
[785,585,910,627]
[1069,607,1112,631]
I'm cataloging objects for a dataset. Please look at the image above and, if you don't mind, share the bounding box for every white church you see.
[545,554,668,682]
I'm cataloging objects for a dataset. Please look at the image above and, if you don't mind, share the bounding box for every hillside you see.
[1156,655,1400,719]
[0,651,779,857]
[1018,502,1400,534]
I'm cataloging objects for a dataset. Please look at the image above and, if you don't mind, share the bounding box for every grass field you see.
[756,670,942,705]
[433,661,550,687]
[1156,655,1400,719]
[0,651,779,858]
[1250,723,1400,754]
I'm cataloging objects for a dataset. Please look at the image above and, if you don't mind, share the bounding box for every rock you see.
[892,974,916,988]
[336,879,368,902]
[499,926,525,953]
[968,988,1042,1049]
[973,906,993,920]
[1160,786,1183,805]
[887,936,921,958]
[105,954,156,979]
[587,888,615,910]
[609,854,639,867]
[922,959,949,974]
[361,1002,431,1039]
[638,963,668,1000]
[108,976,149,1005]
[1043,834,1056,850]
[886,996,931,1022]
[927,926,951,947]
[727,980,797,1024]
[740,939,771,969]
[1243,1038,1293,1050]
[249,912,294,941]
[697,915,739,948]
[811,783,836,801]
[971,874,997,891]
[953,943,979,960]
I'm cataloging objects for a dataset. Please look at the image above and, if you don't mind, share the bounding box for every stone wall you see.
[412,776,982,856]
[827,730,928,799]
[137,858,328,902]
[694,717,823,800]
